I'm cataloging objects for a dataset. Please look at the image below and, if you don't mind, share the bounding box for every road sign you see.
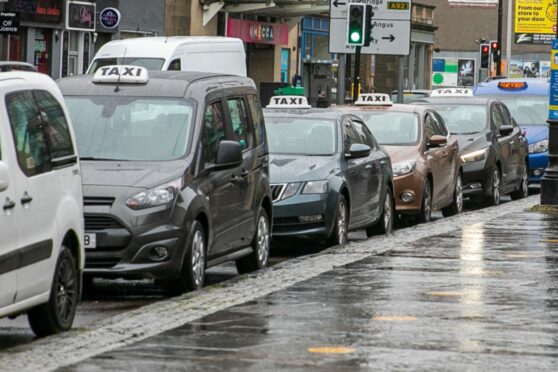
[548,39,558,120]
[330,0,411,20]
[329,18,410,55]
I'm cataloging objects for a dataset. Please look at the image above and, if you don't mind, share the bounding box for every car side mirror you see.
[347,143,371,159]
[0,162,9,192]
[499,125,514,137]
[214,140,243,171]
[428,135,447,148]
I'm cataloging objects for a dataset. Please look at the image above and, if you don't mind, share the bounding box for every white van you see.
[87,36,247,76]
[0,63,84,337]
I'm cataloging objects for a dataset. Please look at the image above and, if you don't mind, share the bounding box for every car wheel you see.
[510,161,529,200]
[236,207,271,274]
[419,178,433,223]
[366,185,394,236]
[327,195,348,246]
[485,168,501,206]
[28,246,79,337]
[442,173,463,217]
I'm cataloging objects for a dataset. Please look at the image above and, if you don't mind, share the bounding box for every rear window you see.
[428,104,488,134]
[88,58,165,73]
[265,116,336,156]
[358,112,420,145]
[479,95,548,126]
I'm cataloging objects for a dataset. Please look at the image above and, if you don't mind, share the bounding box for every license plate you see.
[84,233,97,249]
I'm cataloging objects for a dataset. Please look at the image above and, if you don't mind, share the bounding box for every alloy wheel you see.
[191,230,205,288]
[492,169,501,205]
[455,175,463,213]
[383,193,393,233]
[337,201,347,245]
[256,214,270,266]
[55,257,77,325]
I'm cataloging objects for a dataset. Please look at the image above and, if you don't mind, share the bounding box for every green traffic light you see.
[350,31,361,43]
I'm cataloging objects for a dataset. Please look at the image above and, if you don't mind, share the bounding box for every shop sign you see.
[0,11,19,34]
[549,39,558,119]
[7,0,62,24]
[432,58,476,87]
[448,0,497,6]
[226,18,288,45]
[514,0,556,44]
[66,1,95,32]
[100,7,120,29]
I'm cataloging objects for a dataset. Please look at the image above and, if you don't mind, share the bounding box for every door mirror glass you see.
[348,143,371,159]
[214,140,242,170]
[428,135,447,148]
[0,162,9,192]
[499,125,514,137]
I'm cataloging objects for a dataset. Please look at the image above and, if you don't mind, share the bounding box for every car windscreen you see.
[481,95,548,125]
[390,92,430,103]
[428,104,487,134]
[88,57,165,73]
[65,96,194,161]
[358,112,419,145]
[265,116,336,155]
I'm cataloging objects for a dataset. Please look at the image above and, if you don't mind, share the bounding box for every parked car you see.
[415,92,529,205]
[474,78,549,183]
[58,65,272,294]
[340,93,463,222]
[264,94,394,245]
[0,63,84,336]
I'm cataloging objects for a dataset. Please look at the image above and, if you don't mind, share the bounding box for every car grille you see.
[84,196,115,207]
[271,184,285,202]
[84,215,124,230]
[85,256,121,269]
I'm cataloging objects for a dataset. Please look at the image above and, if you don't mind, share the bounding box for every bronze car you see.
[338,94,463,222]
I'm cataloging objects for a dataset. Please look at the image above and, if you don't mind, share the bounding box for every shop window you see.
[34,29,50,74]
[322,18,328,31]
[313,17,320,29]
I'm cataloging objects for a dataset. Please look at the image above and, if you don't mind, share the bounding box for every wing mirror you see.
[499,125,514,137]
[428,135,447,148]
[213,140,243,171]
[0,162,9,192]
[347,143,371,159]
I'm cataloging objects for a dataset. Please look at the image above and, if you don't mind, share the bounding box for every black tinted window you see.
[168,59,181,71]
[353,121,375,148]
[202,102,226,168]
[247,95,266,154]
[34,90,75,160]
[227,98,252,150]
[6,91,52,176]
[491,104,504,131]
[344,121,364,150]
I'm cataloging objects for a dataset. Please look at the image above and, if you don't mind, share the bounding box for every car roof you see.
[0,70,60,90]
[414,96,495,105]
[334,103,427,114]
[263,108,348,120]
[474,78,549,95]
[57,71,255,97]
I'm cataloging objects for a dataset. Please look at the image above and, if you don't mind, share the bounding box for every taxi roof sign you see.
[92,65,149,84]
[355,93,393,106]
[430,88,474,97]
[267,95,311,109]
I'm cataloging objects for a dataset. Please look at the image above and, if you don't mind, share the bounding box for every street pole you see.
[496,0,503,76]
[337,55,346,105]
[353,46,361,102]
[397,55,405,103]
[541,4,558,205]
[505,0,512,77]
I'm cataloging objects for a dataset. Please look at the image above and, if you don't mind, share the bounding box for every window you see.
[247,95,266,154]
[424,114,438,141]
[431,112,448,136]
[202,102,226,167]
[227,98,251,150]
[6,91,52,176]
[497,104,512,127]
[168,59,181,71]
[344,121,363,151]
[34,90,75,161]
[352,121,375,148]
[491,104,505,131]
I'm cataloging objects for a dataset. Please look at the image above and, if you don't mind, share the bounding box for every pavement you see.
[1,194,557,371]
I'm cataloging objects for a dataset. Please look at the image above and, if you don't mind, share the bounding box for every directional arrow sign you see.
[329,18,410,55]
[330,0,411,20]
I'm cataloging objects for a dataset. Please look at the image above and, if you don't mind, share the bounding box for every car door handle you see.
[21,192,33,205]
[3,198,16,211]
[240,169,250,177]
[510,140,515,145]
[365,164,373,170]
[380,160,387,165]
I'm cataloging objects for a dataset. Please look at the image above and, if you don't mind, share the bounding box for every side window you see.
[34,90,75,160]
[344,120,363,151]
[491,104,504,131]
[226,98,252,150]
[498,104,512,126]
[352,120,375,148]
[432,112,449,136]
[6,91,52,177]
[247,95,266,151]
[167,59,181,71]
[424,113,438,141]
[201,102,226,168]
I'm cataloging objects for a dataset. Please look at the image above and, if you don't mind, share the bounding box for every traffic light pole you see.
[352,46,361,102]
[496,0,503,76]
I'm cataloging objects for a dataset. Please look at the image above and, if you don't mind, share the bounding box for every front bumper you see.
[392,171,424,214]
[528,151,548,183]
[461,159,491,196]
[272,193,332,238]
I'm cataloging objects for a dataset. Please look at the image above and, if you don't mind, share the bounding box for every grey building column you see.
[407,43,415,90]
[25,28,35,65]
[417,44,426,89]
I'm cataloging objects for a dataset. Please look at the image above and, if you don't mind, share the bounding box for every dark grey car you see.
[264,107,394,245]
[58,67,272,294]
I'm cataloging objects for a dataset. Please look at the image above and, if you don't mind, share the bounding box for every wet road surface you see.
[58,204,558,371]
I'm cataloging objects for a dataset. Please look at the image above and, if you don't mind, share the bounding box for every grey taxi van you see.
[57,66,272,294]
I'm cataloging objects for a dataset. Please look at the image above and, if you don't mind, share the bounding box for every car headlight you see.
[392,160,416,176]
[281,182,301,200]
[529,139,548,154]
[461,148,488,163]
[302,180,328,194]
[126,177,183,210]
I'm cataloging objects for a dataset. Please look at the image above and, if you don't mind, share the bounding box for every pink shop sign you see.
[227,18,288,46]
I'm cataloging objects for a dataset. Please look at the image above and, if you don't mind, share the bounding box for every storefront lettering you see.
[249,24,274,42]
[36,6,61,17]
[79,6,92,25]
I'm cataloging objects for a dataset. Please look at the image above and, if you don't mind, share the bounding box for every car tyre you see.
[326,195,349,246]
[28,246,79,337]
[485,168,501,206]
[442,173,463,217]
[510,161,529,200]
[418,178,433,223]
[366,185,394,236]
[236,207,271,274]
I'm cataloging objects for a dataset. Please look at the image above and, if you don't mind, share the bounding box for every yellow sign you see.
[387,2,409,10]
[515,0,557,34]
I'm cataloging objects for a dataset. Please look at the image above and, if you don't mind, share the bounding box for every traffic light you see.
[363,5,373,47]
[490,40,499,63]
[480,43,490,69]
[347,3,365,46]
